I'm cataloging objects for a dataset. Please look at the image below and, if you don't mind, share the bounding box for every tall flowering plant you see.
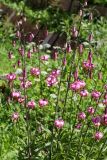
[0,0,107,159]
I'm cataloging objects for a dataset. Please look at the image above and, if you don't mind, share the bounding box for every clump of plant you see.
[1,0,107,160]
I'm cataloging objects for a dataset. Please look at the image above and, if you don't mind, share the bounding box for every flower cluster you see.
[46,69,60,87]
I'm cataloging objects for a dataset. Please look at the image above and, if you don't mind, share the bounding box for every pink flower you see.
[12,112,19,122]
[40,55,49,61]
[39,99,48,108]
[12,91,21,99]
[21,81,32,89]
[82,61,95,70]
[51,69,60,77]
[78,112,86,120]
[70,82,80,91]
[6,73,16,81]
[46,75,58,87]
[75,123,82,129]
[30,68,40,76]
[78,80,86,88]
[70,80,86,92]
[103,99,107,105]
[91,91,101,100]
[19,77,24,82]
[27,101,35,109]
[80,90,89,97]
[54,119,64,129]
[28,32,34,42]
[18,97,25,104]
[94,131,103,140]
[87,106,95,115]
[92,116,101,127]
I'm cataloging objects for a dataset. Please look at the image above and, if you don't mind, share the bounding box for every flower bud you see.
[27,50,32,59]
[8,51,12,59]
[12,112,19,122]
[62,57,67,66]
[98,71,102,80]
[104,93,107,99]
[18,60,21,67]
[88,33,93,42]
[18,47,25,57]
[74,69,78,80]
[88,50,92,63]
[28,33,34,42]
[66,43,72,53]
[52,50,58,60]
[12,40,16,47]
[79,44,83,54]
[22,68,27,78]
